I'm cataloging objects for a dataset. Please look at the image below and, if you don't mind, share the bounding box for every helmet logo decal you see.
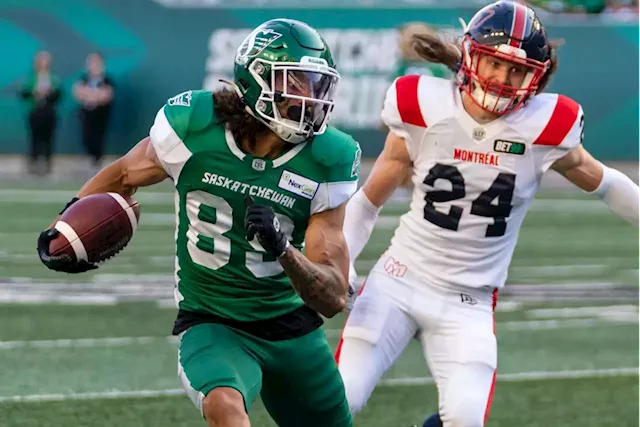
[468,8,495,31]
[236,28,282,65]
[167,90,192,107]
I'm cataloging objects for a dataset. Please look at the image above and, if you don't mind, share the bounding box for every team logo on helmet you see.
[167,91,192,107]
[236,28,283,65]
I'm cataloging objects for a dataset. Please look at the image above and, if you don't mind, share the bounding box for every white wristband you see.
[343,188,382,262]
[588,164,639,226]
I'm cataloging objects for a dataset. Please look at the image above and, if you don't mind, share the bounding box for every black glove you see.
[37,228,98,273]
[37,210,98,274]
[244,196,289,257]
[59,197,80,215]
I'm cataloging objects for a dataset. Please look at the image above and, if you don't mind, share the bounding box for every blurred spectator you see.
[73,53,114,170]
[602,0,638,19]
[19,51,62,176]
[528,0,611,13]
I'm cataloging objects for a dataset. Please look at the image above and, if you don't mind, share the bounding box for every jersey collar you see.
[225,126,307,168]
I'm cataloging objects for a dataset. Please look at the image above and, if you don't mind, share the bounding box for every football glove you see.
[244,196,289,257]
[37,228,98,273]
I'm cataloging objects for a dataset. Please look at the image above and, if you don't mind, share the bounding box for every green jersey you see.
[149,90,361,322]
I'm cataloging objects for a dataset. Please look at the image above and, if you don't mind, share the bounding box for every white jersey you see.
[380,74,584,289]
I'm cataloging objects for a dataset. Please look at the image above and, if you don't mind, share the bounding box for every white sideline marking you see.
[2,316,636,350]
[528,305,638,319]
[0,368,636,403]
[0,388,186,403]
[0,190,174,205]
[0,294,119,305]
[378,367,639,387]
[0,336,178,350]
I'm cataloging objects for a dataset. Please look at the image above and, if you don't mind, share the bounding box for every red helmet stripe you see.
[534,95,580,146]
[396,75,427,128]
[509,2,528,48]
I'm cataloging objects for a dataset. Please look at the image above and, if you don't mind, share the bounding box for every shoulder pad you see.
[311,126,360,167]
[311,126,361,182]
[163,90,214,139]
[510,93,583,149]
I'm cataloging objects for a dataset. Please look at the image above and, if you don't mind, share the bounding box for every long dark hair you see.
[212,89,267,148]
[410,28,560,93]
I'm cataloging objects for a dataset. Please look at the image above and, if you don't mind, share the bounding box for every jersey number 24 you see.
[423,163,515,237]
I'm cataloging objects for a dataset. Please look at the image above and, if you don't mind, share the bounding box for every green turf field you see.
[0,181,637,426]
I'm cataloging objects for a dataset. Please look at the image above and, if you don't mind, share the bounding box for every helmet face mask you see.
[457,1,552,116]
[459,35,549,115]
[233,19,340,144]
[250,58,340,142]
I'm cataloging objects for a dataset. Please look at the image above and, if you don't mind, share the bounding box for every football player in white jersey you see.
[335,1,639,426]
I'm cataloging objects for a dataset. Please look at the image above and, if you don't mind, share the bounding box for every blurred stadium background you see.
[0,0,638,426]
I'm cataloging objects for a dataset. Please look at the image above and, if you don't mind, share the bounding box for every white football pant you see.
[336,258,498,427]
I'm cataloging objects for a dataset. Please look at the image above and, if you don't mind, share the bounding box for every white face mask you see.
[248,59,340,144]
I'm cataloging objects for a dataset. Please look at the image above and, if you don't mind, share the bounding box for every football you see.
[49,193,140,264]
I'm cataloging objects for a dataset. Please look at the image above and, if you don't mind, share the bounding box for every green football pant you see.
[178,322,353,427]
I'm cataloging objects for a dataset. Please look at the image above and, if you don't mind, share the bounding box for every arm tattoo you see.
[278,246,347,317]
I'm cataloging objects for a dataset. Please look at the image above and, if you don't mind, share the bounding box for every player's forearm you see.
[588,164,639,226]
[76,160,136,198]
[42,161,135,230]
[343,188,381,262]
[279,246,348,318]
[77,138,167,199]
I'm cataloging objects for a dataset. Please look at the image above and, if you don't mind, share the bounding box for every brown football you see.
[49,193,140,264]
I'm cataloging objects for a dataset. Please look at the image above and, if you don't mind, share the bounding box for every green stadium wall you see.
[0,0,637,160]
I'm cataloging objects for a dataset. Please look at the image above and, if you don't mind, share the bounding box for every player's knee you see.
[202,387,248,427]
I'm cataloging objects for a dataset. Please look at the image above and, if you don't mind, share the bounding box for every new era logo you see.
[460,294,478,305]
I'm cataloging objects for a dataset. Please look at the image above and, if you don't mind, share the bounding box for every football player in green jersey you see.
[37,18,361,427]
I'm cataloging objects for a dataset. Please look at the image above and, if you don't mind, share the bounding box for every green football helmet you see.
[232,19,340,144]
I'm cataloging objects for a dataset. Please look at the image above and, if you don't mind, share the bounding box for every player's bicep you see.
[120,137,169,189]
[551,144,603,192]
[362,130,413,207]
[304,204,350,280]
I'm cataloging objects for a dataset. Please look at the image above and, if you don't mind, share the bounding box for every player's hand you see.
[244,196,289,257]
[37,228,98,274]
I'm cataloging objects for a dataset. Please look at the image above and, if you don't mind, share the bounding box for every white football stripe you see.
[0,367,636,403]
[54,221,88,262]
[107,192,138,233]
